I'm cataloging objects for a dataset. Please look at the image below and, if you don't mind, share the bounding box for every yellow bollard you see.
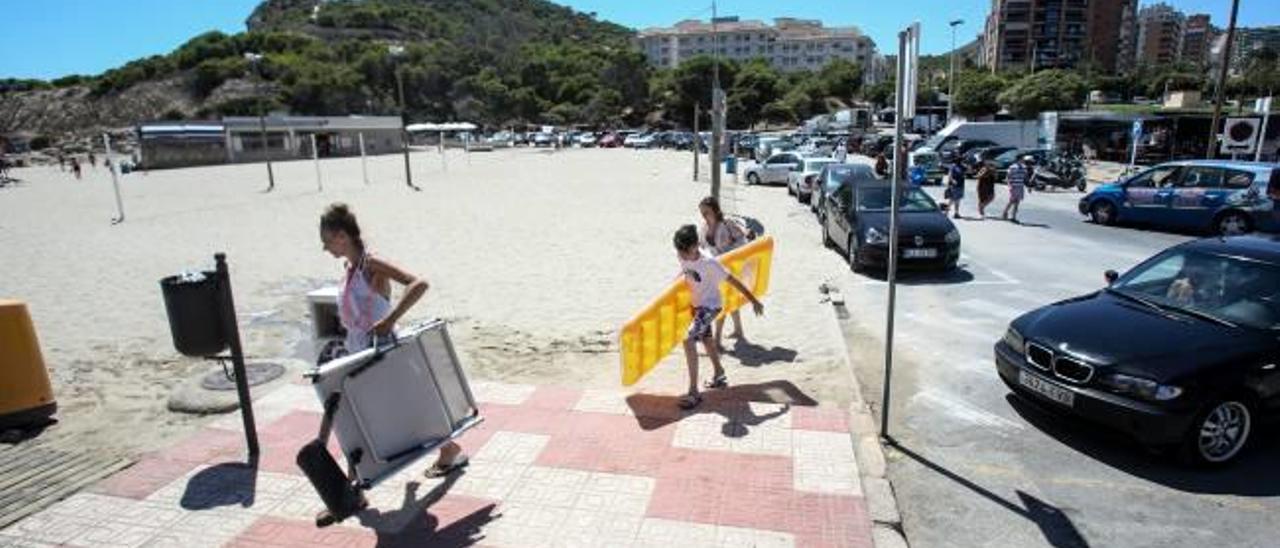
[0,300,56,429]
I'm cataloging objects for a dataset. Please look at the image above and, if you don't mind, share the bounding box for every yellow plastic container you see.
[0,300,56,429]
[619,236,775,386]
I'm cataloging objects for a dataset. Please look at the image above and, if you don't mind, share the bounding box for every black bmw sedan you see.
[821,179,960,272]
[995,235,1280,465]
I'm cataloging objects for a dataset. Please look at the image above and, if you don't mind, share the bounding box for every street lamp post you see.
[389,45,421,191]
[947,19,964,123]
[244,53,275,193]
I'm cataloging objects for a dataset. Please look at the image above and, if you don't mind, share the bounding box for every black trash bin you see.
[160,272,227,357]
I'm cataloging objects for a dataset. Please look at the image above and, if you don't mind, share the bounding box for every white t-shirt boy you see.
[680,252,729,309]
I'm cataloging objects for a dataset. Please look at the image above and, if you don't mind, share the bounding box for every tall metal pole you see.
[882,25,916,439]
[246,53,275,193]
[948,20,963,122]
[358,131,369,185]
[710,0,723,200]
[1207,0,1241,159]
[390,45,421,191]
[693,103,701,181]
[104,134,125,224]
[310,133,322,192]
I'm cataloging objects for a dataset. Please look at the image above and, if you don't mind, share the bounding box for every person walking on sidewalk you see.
[319,203,467,480]
[976,162,996,218]
[946,161,966,219]
[1003,156,1029,223]
[698,196,750,353]
[672,224,764,410]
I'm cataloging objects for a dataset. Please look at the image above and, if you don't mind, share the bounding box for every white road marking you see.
[910,388,1025,431]
[958,299,1032,322]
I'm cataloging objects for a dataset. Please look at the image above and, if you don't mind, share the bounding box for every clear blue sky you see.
[1,0,1276,80]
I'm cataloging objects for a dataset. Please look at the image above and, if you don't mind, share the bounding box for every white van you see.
[909,120,1041,181]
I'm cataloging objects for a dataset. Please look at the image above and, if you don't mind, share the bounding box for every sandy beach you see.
[0,147,856,457]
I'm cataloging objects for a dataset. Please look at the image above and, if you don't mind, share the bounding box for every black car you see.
[962,146,1016,176]
[812,163,877,219]
[821,179,961,272]
[937,138,1000,166]
[861,135,895,156]
[995,235,1280,465]
[986,148,1050,182]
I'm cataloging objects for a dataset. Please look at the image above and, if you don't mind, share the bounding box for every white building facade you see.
[637,17,880,82]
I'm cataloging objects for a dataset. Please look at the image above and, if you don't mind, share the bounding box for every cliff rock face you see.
[0,78,200,136]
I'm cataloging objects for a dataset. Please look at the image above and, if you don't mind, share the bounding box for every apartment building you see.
[636,17,878,80]
[1231,26,1280,73]
[1135,3,1185,66]
[982,0,1090,72]
[1178,14,1214,69]
[1087,0,1135,74]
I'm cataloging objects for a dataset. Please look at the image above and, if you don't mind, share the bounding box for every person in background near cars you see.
[946,160,966,219]
[976,162,997,218]
[835,139,848,163]
[874,152,889,178]
[698,196,750,352]
[70,157,81,180]
[1002,157,1028,223]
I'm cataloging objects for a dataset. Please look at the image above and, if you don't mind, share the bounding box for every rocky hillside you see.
[0,0,643,140]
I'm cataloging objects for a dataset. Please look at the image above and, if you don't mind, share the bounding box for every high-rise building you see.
[983,0,1130,73]
[1135,3,1185,66]
[1179,14,1213,68]
[636,17,878,80]
[1086,0,1135,74]
[1115,0,1140,73]
[1230,26,1280,74]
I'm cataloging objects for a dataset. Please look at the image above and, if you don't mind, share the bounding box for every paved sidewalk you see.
[0,379,871,548]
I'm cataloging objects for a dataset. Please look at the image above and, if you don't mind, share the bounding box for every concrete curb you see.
[824,285,910,548]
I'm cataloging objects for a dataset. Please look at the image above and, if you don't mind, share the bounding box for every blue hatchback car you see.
[1079,161,1280,235]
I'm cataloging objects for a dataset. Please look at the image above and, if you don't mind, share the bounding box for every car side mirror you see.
[1104,270,1119,285]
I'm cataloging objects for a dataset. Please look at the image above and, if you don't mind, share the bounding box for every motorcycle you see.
[1030,153,1087,192]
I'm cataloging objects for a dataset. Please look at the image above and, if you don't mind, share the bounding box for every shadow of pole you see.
[886,438,1090,548]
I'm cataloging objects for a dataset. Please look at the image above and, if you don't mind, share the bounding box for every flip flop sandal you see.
[678,393,703,410]
[704,375,728,389]
[424,457,470,478]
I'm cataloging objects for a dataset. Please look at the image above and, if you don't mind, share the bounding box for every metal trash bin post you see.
[159,253,259,457]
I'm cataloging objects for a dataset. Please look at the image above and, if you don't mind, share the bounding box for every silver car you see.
[743,151,804,186]
[788,157,838,203]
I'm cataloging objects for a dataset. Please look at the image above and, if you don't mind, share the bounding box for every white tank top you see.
[338,253,392,352]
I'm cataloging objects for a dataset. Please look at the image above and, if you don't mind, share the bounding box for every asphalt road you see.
[767,164,1280,548]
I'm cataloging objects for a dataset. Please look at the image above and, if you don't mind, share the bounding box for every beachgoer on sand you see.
[318,203,467,481]
[697,196,750,353]
[673,224,764,410]
[71,158,81,180]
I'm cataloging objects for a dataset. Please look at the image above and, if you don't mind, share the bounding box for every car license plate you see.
[1019,370,1074,407]
[903,248,937,259]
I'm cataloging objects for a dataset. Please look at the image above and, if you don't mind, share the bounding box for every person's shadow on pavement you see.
[624,379,818,434]
[356,471,499,547]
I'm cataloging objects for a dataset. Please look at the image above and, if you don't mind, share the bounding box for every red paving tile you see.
[227,517,375,547]
[790,493,873,548]
[535,411,675,475]
[162,428,247,464]
[523,385,583,410]
[87,454,197,499]
[647,476,723,524]
[791,406,849,433]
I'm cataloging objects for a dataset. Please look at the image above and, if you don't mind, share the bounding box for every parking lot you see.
[757,160,1280,548]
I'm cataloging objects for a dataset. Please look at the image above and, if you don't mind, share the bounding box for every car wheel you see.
[1181,397,1253,466]
[747,172,760,185]
[848,236,864,273]
[822,223,834,249]
[1090,201,1116,226]
[787,182,795,196]
[1215,211,1252,236]
[1076,181,1087,192]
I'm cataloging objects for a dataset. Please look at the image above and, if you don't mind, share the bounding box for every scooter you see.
[1030,154,1087,192]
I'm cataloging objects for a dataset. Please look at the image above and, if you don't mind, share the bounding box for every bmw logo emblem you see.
[914,235,924,246]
